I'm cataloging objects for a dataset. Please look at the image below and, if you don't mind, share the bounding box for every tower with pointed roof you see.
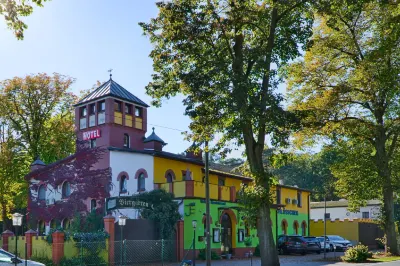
[74,75,149,151]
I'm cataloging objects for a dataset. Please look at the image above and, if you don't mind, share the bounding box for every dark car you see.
[303,236,321,254]
[277,235,307,255]
[321,235,353,251]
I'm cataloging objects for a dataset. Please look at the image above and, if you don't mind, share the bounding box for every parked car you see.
[303,236,321,254]
[0,249,45,265]
[316,237,330,252]
[277,235,307,255]
[321,235,353,251]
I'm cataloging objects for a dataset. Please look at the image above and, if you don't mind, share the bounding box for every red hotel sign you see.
[83,129,101,140]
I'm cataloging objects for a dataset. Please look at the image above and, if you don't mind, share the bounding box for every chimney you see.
[30,157,46,172]
[185,142,203,160]
[143,127,167,152]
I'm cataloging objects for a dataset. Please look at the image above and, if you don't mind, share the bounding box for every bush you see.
[342,245,372,262]
[30,256,54,266]
[59,257,83,266]
[197,249,221,260]
[254,244,260,257]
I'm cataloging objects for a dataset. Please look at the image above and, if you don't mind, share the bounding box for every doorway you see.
[221,213,232,253]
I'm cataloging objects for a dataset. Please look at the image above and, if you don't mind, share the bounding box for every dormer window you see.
[81,107,87,117]
[89,104,96,115]
[125,104,132,114]
[98,101,105,112]
[135,107,142,117]
[114,101,122,112]
[124,134,130,148]
[218,177,225,186]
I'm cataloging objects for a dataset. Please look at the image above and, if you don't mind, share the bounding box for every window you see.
[62,182,71,198]
[120,175,127,193]
[114,101,122,112]
[182,170,192,181]
[123,134,130,148]
[98,101,105,112]
[218,177,225,186]
[301,221,307,236]
[135,107,142,117]
[125,104,132,114]
[293,221,299,235]
[90,139,96,148]
[63,218,70,230]
[138,173,145,191]
[362,212,370,219]
[89,104,96,115]
[281,220,288,235]
[91,199,97,212]
[325,213,331,219]
[81,107,87,117]
[50,219,57,229]
[38,220,45,235]
[166,173,173,183]
[297,191,302,207]
[38,185,46,200]
[276,188,281,204]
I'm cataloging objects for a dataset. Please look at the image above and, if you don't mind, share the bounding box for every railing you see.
[160,181,236,202]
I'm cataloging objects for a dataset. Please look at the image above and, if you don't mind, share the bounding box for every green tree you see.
[0,0,49,39]
[287,1,400,253]
[0,73,77,163]
[140,1,313,264]
[0,121,29,231]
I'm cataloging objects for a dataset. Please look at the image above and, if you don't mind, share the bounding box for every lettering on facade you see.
[277,209,299,216]
[106,196,153,211]
[82,129,101,141]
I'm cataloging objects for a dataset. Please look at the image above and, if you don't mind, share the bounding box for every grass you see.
[368,256,400,262]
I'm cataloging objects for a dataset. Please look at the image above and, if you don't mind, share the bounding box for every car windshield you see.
[316,237,325,242]
[303,237,316,241]
[328,236,345,241]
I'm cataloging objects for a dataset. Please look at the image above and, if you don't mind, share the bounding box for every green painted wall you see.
[276,211,309,236]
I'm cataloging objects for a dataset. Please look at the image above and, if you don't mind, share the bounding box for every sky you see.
[0,0,248,157]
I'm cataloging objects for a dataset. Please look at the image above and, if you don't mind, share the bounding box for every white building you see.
[310,199,381,220]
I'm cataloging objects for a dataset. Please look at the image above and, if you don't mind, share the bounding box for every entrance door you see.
[221,213,232,253]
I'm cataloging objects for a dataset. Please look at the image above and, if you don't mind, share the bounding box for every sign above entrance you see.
[278,209,299,216]
[83,129,101,140]
[106,196,153,212]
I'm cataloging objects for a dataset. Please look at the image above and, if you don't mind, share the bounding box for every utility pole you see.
[205,140,211,266]
[324,194,327,259]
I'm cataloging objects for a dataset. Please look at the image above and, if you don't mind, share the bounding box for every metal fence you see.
[114,239,176,266]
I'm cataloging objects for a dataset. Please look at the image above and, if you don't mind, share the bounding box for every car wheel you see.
[330,245,334,252]
[301,251,306,256]
[317,251,321,254]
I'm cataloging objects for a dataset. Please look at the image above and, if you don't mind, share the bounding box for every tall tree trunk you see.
[258,203,280,266]
[375,134,398,254]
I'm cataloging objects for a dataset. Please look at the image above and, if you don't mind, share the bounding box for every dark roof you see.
[31,157,46,166]
[143,128,166,145]
[75,77,149,107]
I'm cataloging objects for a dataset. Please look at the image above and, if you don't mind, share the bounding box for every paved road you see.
[194,252,400,266]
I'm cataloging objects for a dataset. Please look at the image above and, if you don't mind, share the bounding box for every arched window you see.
[38,185,46,201]
[120,175,127,193]
[301,221,307,236]
[38,220,45,235]
[63,218,71,230]
[124,134,130,148]
[166,172,173,183]
[293,221,299,235]
[138,173,145,191]
[50,219,57,229]
[281,220,288,235]
[62,182,71,198]
[91,199,97,212]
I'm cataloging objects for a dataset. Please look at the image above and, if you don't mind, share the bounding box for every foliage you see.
[45,228,71,244]
[29,255,54,266]
[286,0,400,254]
[244,237,253,247]
[341,245,372,263]
[72,231,109,266]
[254,244,260,257]
[0,0,49,39]
[238,183,270,228]
[69,211,105,233]
[139,189,181,239]
[0,73,77,161]
[59,257,84,266]
[198,249,221,260]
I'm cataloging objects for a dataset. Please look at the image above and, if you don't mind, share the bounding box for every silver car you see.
[321,235,353,251]
[0,249,45,265]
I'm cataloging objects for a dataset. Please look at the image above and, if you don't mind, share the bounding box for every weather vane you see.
[108,69,113,79]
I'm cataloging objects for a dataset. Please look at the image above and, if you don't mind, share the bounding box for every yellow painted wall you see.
[135,117,143,129]
[310,219,359,243]
[114,111,122,125]
[272,185,310,215]
[220,185,231,201]
[125,114,133,127]
[7,236,26,258]
[174,182,186,197]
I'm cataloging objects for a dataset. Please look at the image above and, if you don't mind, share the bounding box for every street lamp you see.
[12,213,23,266]
[119,215,128,266]
[192,220,197,266]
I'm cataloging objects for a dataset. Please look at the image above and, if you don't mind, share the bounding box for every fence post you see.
[161,239,164,266]
[24,229,36,259]
[25,242,27,266]
[52,230,65,265]
[175,221,184,262]
[1,230,14,252]
[104,215,115,266]
[80,240,83,266]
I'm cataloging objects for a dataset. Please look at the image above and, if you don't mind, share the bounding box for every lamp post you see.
[192,220,197,266]
[12,213,23,266]
[119,215,127,266]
